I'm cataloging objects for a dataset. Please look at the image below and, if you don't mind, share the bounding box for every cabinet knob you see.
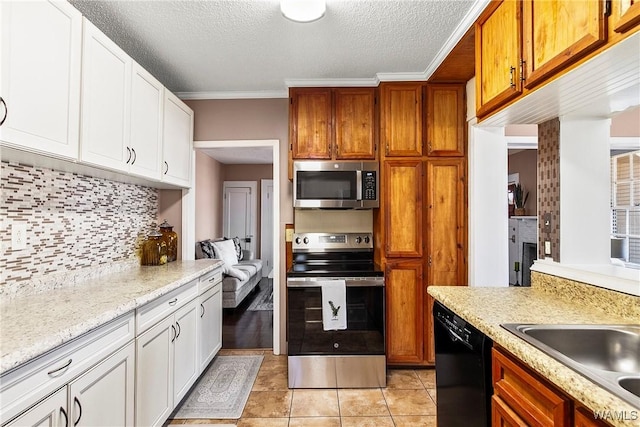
[0,96,7,127]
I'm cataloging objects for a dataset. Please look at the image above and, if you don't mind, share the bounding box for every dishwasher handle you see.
[434,313,475,351]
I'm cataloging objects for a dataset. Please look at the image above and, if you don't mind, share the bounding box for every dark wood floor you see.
[222,278,273,349]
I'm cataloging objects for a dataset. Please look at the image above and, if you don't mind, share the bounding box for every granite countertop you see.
[428,283,640,427]
[0,259,223,375]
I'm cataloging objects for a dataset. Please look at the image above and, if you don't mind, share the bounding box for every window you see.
[611,150,640,267]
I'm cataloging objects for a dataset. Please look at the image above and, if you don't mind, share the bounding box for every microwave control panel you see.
[362,171,377,200]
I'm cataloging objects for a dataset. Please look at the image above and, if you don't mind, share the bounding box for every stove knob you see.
[355,236,362,244]
[364,236,370,244]
[295,237,301,244]
[303,237,309,244]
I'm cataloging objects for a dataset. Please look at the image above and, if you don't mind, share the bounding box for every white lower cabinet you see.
[135,296,199,427]
[4,387,67,427]
[5,341,135,427]
[198,282,223,373]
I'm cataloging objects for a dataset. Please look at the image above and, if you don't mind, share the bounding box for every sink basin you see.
[502,324,640,408]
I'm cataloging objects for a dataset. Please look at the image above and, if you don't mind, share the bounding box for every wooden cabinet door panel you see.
[290,88,332,159]
[334,88,376,159]
[384,160,423,257]
[475,0,523,117]
[173,300,199,404]
[492,395,528,427]
[613,0,640,33]
[425,294,436,365]
[575,406,611,427]
[522,0,606,88]
[426,159,466,286]
[426,84,465,157]
[493,348,571,427]
[385,260,424,364]
[380,83,423,157]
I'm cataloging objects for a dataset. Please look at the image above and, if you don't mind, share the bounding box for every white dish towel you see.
[320,280,347,331]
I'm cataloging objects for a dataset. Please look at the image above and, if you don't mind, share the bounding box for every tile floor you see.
[168,349,437,427]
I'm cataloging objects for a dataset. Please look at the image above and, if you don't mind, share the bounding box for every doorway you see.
[193,139,282,354]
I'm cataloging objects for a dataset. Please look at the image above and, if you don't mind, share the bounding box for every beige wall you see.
[610,105,639,137]
[508,150,537,216]
[185,98,291,351]
[195,151,224,242]
[158,190,183,259]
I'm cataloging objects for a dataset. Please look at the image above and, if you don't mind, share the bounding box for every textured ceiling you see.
[69,0,487,98]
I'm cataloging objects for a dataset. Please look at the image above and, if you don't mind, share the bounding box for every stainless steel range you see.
[286,232,385,388]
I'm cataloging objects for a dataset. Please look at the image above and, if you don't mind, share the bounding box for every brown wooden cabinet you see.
[475,0,523,118]
[425,84,466,157]
[383,160,423,258]
[476,0,607,118]
[385,259,424,364]
[380,82,423,157]
[612,0,640,33]
[493,347,571,427]
[289,87,376,162]
[574,406,612,427]
[426,159,466,286]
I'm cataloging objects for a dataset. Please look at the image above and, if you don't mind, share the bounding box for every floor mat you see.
[173,355,263,419]
[246,279,273,311]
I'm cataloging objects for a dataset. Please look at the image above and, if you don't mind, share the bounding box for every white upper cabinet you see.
[129,63,164,180]
[0,0,82,160]
[80,18,131,172]
[162,91,193,187]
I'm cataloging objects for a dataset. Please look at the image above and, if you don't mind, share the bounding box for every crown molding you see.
[376,72,428,82]
[285,77,380,87]
[423,0,490,80]
[176,90,288,100]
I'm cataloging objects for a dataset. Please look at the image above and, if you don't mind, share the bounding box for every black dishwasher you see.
[433,301,493,427]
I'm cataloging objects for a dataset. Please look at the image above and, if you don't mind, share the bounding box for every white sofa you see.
[195,239,263,308]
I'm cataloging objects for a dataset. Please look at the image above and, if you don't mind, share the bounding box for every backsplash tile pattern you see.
[1,161,158,292]
[537,118,560,261]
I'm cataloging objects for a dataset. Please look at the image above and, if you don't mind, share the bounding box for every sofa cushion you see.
[212,238,238,264]
[238,258,263,273]
[199,240,215,259]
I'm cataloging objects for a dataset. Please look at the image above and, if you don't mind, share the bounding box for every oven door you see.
[287,280,385,356]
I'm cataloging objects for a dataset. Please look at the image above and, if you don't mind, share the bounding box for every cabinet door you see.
[425,294,436,365]
[162,91,193,187]
[80,18,131,172]
[491,395,528,427]
[613,0,640,33]
[380,83,423,157]
[383,160,423,257]
[129,62,163,180]
[173,299,199,403]
[0,0,82,160]
[69,342,135,427]
[5,386,67,427]
[290,88,332,159]
[426,159,466,286]
[522,0,606,88]
[426,84,465,157]
[198,284,222,373]
[475,0,523,117]
[334,88,376,159]
[136,315,174,427]
[385,259,424,364]
[575,406,610,427]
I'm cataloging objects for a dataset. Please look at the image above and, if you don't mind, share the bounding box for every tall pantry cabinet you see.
[376,82,467,366]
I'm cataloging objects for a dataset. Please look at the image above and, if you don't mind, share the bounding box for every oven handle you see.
[287,279,385,288]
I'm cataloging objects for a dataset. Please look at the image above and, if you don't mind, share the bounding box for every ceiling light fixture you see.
[280,0,326,23]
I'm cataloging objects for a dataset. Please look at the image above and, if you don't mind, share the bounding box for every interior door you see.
[260,179,274,277]
[223,181,258,256]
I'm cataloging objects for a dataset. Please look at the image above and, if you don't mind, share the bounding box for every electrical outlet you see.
[285,228,294,242]
[11,223,28,251]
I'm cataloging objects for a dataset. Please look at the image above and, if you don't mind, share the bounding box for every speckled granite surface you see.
[428,280,640,427]
[0,259,223,374]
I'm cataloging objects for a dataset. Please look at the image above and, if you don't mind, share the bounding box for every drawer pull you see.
[208,276,217,282]
[73,397,82,426]
[60,407,69,427]
[47,358,72,377]
[175,321,181,339]
[171,324,177,343]
[200,303,205,318]
[168,298,178,306]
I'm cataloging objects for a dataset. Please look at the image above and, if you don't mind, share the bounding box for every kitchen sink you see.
[501,324,640,408]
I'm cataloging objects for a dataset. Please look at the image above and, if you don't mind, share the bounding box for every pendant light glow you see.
[281,0,326,23]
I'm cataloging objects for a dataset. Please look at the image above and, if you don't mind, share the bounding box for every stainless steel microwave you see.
[293,161,379,209]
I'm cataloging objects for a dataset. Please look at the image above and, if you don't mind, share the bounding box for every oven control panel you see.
[293,232,373,251]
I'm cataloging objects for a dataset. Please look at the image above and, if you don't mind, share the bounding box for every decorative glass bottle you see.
[159,219,178,262]
[141,230,167,266]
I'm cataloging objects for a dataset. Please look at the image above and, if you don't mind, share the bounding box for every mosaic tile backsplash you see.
[537,118,560,262]
[1,161,158,292]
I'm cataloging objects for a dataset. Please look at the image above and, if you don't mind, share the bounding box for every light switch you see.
[285,228,294,242]
[544,241,551,256]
